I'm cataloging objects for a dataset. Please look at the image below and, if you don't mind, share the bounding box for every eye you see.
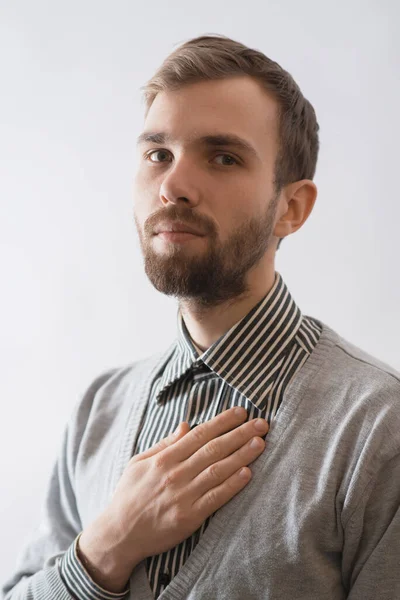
[213,154,239,166]
[145,149,171,163]
[143,150,239,166]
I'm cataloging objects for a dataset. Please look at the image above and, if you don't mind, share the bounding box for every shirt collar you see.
[155,271,303,410]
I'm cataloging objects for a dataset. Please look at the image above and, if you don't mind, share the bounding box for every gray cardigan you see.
[2,320,400,600]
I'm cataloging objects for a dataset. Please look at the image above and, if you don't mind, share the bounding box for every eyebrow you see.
[136,131,259,160]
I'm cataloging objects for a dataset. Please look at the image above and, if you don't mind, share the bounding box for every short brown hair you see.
[141,34,320,250]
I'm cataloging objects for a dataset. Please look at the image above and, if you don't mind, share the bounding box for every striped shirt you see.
[59,271,322,599]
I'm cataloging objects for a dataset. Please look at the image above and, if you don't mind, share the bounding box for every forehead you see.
[143,76,278,160]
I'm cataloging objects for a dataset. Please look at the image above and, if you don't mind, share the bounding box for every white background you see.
[1,0,399,585]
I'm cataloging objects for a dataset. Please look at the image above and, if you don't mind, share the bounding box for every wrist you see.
[77,512,138,593]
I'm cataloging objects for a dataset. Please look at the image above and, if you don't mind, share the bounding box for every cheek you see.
[133,169,147,196]
[226,192,257,225]
[133,171,153,210]
[132,189,148,231]
[133,163,156,194]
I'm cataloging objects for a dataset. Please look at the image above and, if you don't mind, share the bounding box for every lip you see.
[154,221,205,236]
[156,231,203,243]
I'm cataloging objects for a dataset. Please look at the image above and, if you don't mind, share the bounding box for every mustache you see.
[146,207,211,236]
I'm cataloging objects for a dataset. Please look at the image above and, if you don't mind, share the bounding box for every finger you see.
[134,422,190,461]
[164,407,248,463]
[193,466,252,521]
[186,417,268,477]
[189,434,266,498]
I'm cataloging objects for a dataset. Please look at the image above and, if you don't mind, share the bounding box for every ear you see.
[273,180,318,240]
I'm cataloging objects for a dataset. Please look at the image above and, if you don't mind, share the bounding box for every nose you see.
[159,160,201,208]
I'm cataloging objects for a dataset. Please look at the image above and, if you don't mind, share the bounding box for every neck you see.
[179,262,277,352]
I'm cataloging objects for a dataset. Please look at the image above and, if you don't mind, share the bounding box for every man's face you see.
[133,75,282,307]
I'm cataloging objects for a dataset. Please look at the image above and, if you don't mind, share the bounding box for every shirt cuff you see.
[58,532,130,600]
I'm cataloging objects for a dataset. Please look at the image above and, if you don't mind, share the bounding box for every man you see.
[2,34,400,600]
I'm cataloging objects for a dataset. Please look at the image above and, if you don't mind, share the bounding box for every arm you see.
[1,368,124,600]
[58,531,130,599]
[343,450,400,599]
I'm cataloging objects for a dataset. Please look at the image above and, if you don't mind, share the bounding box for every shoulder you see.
[75,342,177,415]
[305,318,400,446]
[309,317,400,390]
[328,324,400,408]
[333,328,400,385]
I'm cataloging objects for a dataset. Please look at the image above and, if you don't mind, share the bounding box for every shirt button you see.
[160,572,171,586]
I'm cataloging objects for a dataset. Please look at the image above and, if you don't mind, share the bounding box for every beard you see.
[134,191,280,309]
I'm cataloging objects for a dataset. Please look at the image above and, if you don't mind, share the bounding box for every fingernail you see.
[235,407,246,417]
[254,419,268,431]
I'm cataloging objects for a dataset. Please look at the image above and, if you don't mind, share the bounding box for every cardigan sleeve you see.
[1,368,121,600]
[58,532,130,599]
[342,449,400,599]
